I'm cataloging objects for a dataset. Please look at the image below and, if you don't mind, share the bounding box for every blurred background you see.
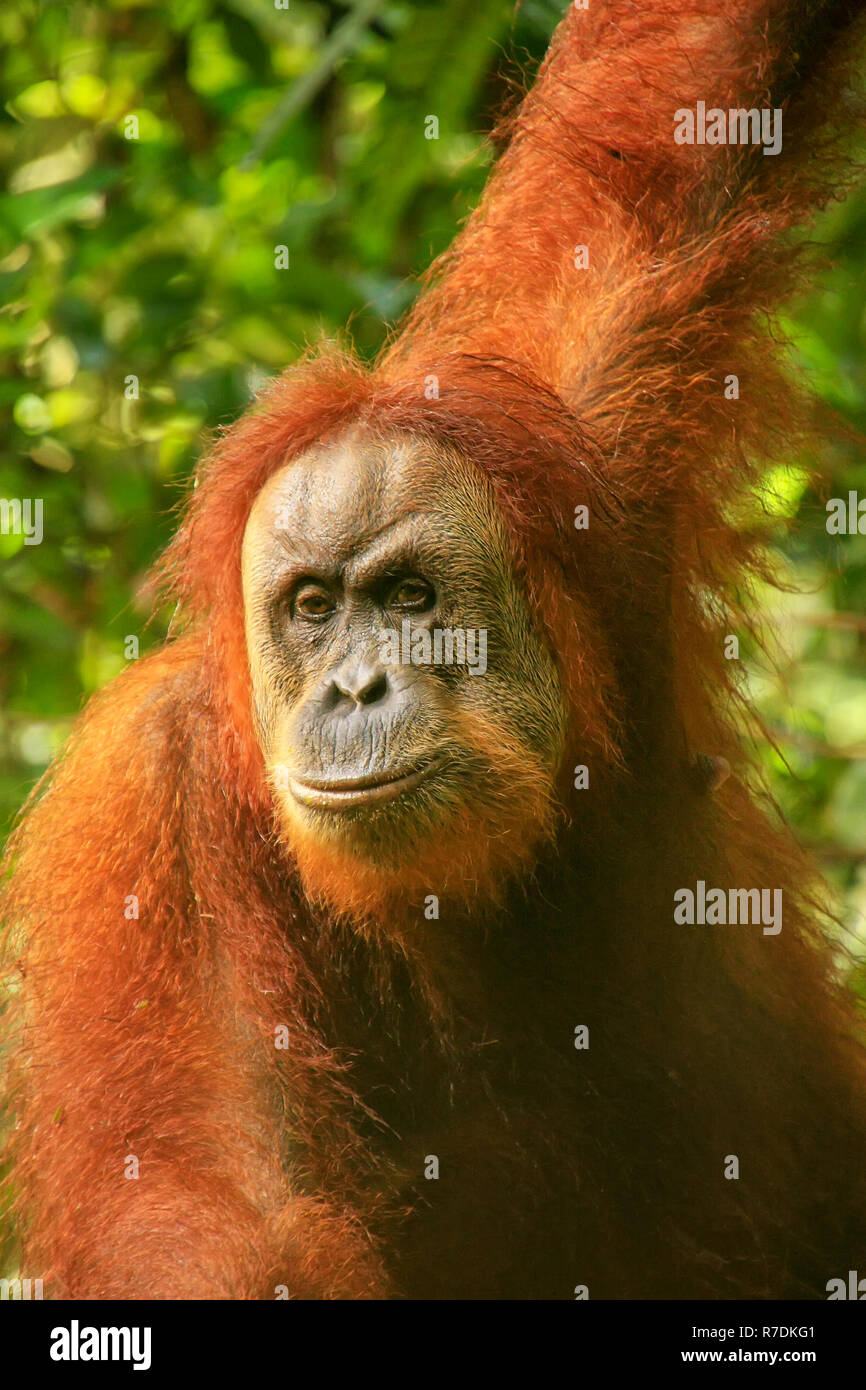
[1,0,866,980]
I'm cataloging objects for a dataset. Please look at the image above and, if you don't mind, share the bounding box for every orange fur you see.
[276,703,559,929]
[3,1,866,1299]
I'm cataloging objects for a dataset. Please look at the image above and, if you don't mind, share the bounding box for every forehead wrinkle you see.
[256,444,404,552]
[267,512,429,585]
[344,514,428,583]
[248,436,507,586]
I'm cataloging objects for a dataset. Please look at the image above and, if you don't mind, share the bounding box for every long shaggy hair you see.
[4,0,866,1299]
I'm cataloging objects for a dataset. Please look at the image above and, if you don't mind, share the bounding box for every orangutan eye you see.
[293,585,336,621]
[389,577,435,611]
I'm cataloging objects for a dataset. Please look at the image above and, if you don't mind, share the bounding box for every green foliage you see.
[0,0,550,833]
[745,186,866,955]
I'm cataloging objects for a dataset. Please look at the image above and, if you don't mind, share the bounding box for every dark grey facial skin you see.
[241,429,566,859]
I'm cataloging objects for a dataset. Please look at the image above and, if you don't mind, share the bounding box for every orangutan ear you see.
[691,753,732,794]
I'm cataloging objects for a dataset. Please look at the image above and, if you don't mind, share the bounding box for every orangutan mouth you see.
[290,755,448,810]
